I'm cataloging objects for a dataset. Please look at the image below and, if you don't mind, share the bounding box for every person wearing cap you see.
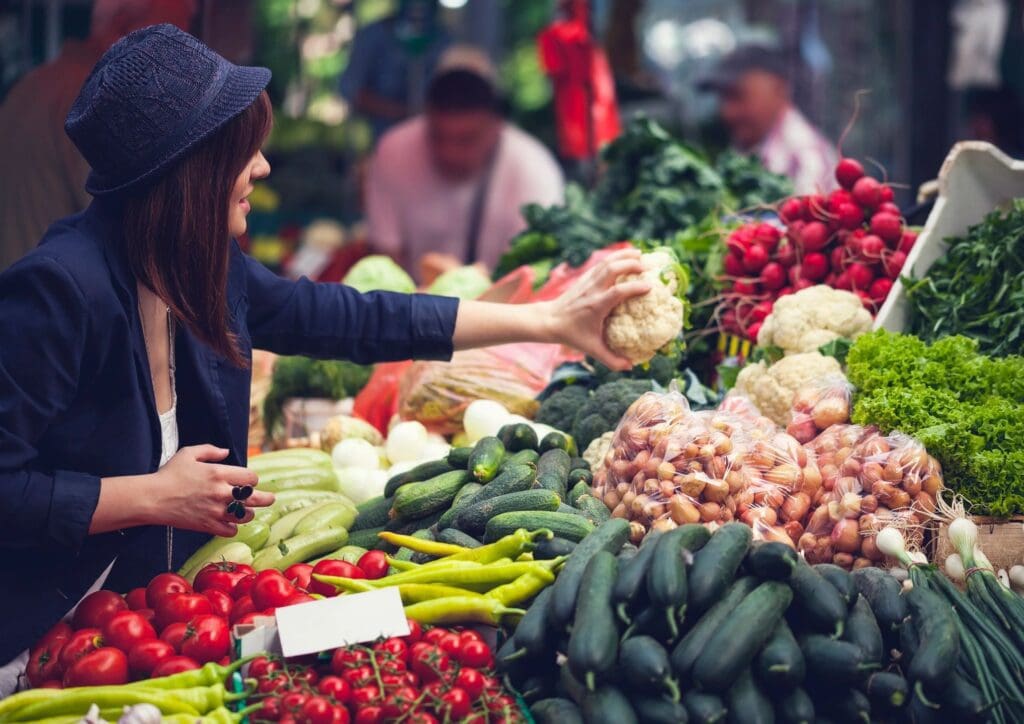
[0,25,647,684]
[365,47,565,283]
[699,44,837,195]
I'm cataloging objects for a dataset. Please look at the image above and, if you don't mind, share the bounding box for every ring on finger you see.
[225,500,247,520]
[232,485,254,500]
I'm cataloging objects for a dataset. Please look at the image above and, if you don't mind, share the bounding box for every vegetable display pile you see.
[846,330,1024,515]
[264,358,373,438]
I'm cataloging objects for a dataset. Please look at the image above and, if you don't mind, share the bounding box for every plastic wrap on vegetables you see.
[785,374,853,444]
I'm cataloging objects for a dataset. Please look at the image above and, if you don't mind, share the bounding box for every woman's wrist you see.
[89,472,163,534]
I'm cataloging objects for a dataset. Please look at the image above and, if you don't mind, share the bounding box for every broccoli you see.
[535,385,591,432]
[572,379,654,451]
[263,356,373,436]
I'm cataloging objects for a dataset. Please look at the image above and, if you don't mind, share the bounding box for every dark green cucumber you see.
[468,463,536,503]
[745,541,798,580]
[534,536,577,560]
[798,635,877,685]
[906,685,943,724]
[556,502,581,516]
[455,489,562,535]
[446,445,472,468]
[384,459,453,497]
[618,635,680,701]
[813,563,856,609]
[787,560,847,637]
[842,594,883,665]
[505,448,540,467]
[570,457,590,472]
[435,481,485,530]
[568,480,590,505]
[624,603,678,643]
[817,687,871,724]
[613,531,662,623]
[391,470,470,520]
[905,585,959,689]
[865,672,908,711]
[540,431,577,456]
[850,566,906,637]
[531,698,584,724]
[671,577,759,679]
[899,615,920,661]
[631,696,689,724]
[581,686,637,724]
[776,688,815,724]
[534,448,572,498]
[567,551,619,689]
[514,586,555,657]
[495,634,529,683]
[469,436,506,483]
[647,524,710,637]
[726,669,774,724]
[687,523,752,616]
[352,495,393,531]
[568,468,593,486]
[575,495,611,524]
[549,518,630,627]
[346,525,385,549]
[682,692,727,724]
[498,422,539,452]
[485,511,594,544]
[692,581,794,692]
[939,672,988,723]
[435,527,481,548]
[754,620,805,691]
[383,508,445,535]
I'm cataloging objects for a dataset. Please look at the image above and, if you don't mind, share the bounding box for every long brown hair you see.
[122,91,273,368]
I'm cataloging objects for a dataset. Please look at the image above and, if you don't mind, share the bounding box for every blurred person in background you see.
[964,86,1024,157]
[0,0,196,271]
[365,47,564,283]
[699,44,837,195]
[339,0,450,142]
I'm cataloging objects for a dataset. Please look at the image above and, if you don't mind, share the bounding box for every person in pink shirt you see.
[699,45,837,195]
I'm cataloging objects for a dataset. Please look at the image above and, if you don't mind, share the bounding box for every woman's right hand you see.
[150,445,274,537]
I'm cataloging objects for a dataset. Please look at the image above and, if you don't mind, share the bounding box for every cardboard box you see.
[933,515,1024,573]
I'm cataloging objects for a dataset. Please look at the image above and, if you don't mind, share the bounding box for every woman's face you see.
[228,150,271,238]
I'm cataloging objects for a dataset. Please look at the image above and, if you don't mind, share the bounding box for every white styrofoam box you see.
[875,141,1024,332]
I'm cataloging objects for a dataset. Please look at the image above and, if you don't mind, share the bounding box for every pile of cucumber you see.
[347,424,610,559]
[503,521,972,724]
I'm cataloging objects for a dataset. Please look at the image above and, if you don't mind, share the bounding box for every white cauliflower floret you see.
[319,414,384,452]
[733,352,842,425]
[603,251,685,365]
[582,431,615,474]
[757,285,872,355]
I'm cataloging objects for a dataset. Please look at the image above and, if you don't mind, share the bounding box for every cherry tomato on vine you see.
[298,697,345,724]
[457,639,493,669]
[341,664,375,689]
[353,706,382,724]
[455,667,486,699]
[374,637,408,662]
[351,684,382,708]
[405,619,423,643]
[317,675,352,703]
[436,632,462,658]
[356,551,388,580]
[331,647,370,674]
[439,687,472,720]
[422,628,448,645]
[281,691,311,713]
[381,686,419,718]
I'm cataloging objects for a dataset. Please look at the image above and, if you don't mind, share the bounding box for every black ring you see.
[225,500,246,519]
[232,485,253,500]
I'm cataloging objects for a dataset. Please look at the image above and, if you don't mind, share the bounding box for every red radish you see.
[898,231,917,255]
[793,278,814,291]
[852,176,882,209]
[776,240,798,267]
[877,202,901,217]
[844,233,863,258]
[723,252,745,277]
[733,279,758,296]
[879,185,895,203]
[869,277,893,304]
[753,223,782,251]
[726,229,751,256]
[860,234,885,260]
[835,158,865,190]
[805,194,828,220]
[835,202,864,230]
[788,265,803,286]
[830,246,847,271]
[802,252,829,281]
[824,272,838,287]
[798,221,830,252]
[827,189,854,212]
[721,309,739,334]
[777,286,794,297]
[847,262,874,290]
[883,250,906,279]
[760,262,786,291]
[779,197,805,223]
[870,213,902,244]
[855,289,874,309]
[743,244,769,273]
[746,321,763,341]
[751,300,774,323]
[835,271,852,290]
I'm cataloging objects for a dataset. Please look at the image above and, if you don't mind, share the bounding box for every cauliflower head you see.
[582,431,615,474]
[757,285,872,355]
[603,250,686,365]
[733,351,842,425]
[320,414,384,451]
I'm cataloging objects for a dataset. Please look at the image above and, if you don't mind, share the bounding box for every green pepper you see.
[0,689,62,718]
[485,568,556,606]
[125,657,252,690]
[378,531,466,557]
[405,595,526,626]
[202,703,263,723]
[445,528,553,564]
[395,583,487,604]
[8,688,204,721]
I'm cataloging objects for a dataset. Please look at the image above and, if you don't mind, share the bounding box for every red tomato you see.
[151,655,200,677]
[405,714,437,724]
[378,658,406,677]
[232,574,257,600]
[374,637,408,663]
[410,645,452,683]
[155,593,213,630]
[458,629,484,646]
[38,680,63,689]
[309,560,364,597]
[436,632,462,658]
[331,707,350,724]
[160,622,188,653]
[381,686,418,718]
[486,694,517,716]
[127,639,175,677]
[233,612,272,627]
[194,561,255,594]
[146,572,192,610]
[294,668,320,687]
[284,563,314,591]
[317,675,352,703]
[258,671,291,694]
[342,664,375,689]
[455,667,485,699]
[203,589,234,620]
[439,687,471,719]
[378,672,406,690]
[26,622,72,687]
[356,551,388,580]
[59,628,103,670]
[457,639,493,669]
[285,592,316,606]
[331,647,370,674]
[280,717,298,724]
[298,696,337,724]
[229,595,256,624]
[102,610,156,653]
[249,655,281,678]
[72,590,128,630]
[125,588,148,611]
[63,647,128,687]
[135,608,156,626]
[404,619,423,643]
[351,685,382,708]
[180,614,230,663]
[422,628,448,645]
[281,692,311,712]
[257,697,282,721]
[354,706,382,724]
[251,570,297,610]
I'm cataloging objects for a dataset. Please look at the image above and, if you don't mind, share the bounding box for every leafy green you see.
[818,337,853,365]
[263,356,373,436]
[847,330,1024,515]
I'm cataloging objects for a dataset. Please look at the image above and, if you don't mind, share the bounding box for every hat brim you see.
[86,64,271,196]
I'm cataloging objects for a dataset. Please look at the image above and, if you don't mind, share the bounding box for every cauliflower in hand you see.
[757,285,872,355]
[733,351,842,425]
[603,250,687,365]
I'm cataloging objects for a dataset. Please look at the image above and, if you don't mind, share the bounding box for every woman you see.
[0,25,649,677]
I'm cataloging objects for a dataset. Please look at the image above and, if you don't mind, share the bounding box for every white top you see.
[757,106,839,195]
[366,116,565,281]
[159,317,179,467]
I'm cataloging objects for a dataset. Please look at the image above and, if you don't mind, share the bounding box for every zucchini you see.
[613,531,662,623]
[391,470,470,520]
[687,523,752,616]
[568,481,590,506]
[631,696,689,724]
[549,518,630,627]
[905,585,959,689]
[647,524,709,637]
[253,527,349,571]
[514,585,555,657]
[682,692,727,724]
[813,563,856,609]
[776,688,814,724]
[455,489,562,535]
[505,448,540,467]
[436,481,485,530]
[435,527,481,548]
[269,501,332,544]
[346,526,385,549]
[787,560,846,637]
[865,672,908,711]
[568,468,593,486]
[581,686,638,724]
[745,541,798,580]
[446,446,472,468]
[352,495,392,531]
[726,669,774,724]
[692,581,793,692]
[939,672,988,723]
[534,536,577,560]
[567,551,619,689]
[269,489,345,516]
[534,448,572,498]
[497,422,539,452]
[469,436,506,483]
[384,459,453,498]
[485,511,594,544]
[249,448,332,473]
[293,501,356,535]
[671,577,759,679]
[754,620,805,691]
[531,698,583,724]
[575,495,611,524]
[618,635,680,701]
[258,466,340,494]
[798,635,877,685]
[841,594,883,665]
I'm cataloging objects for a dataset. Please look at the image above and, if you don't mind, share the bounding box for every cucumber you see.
[497,422,539,452]
[745,541,798,581]
[531,698,583,724]
[906,685,943,724]
[557,502,583,516]
[671,577,759,679]
[464,464,536,505]
[631,696,689,724]
[435,527,481,548]
[726,669,774,724]
[624,603,678,643]
[776,688,814,724]
[905,585,959,689]
[754,620,805,691]
[384,507,446,534]
[865,672,908,711]
[534,448,572,498]
[346,526,385,549]
[570,457,590,472]
[352,495,392,531]
[813,563,856,609]
[253,527,349,571]
[581,686,638,724]
[575,495,611,524]
[436,482,485,530]
[568,468,593,486]
[384,459,454,498]
[446,446,472,468]
[558,662,586,705]
[293,501,356,535]
[469,436,506,483]
[939,672,988,723]
[692,581,793,692]
[455,490,562,535]
[567,551,619,689]
[486,511,594,544]
[647,524,710,637]
[514,586,555,657]
[817,687,870,724]
[682,692,727,724]
[549,518,630,627]
[798,635,877,685]
[613,531,662,623]
[618,635,679,701]
[534,536,577,560]
[505,449,540,467]
[391,470,470,520]
[787,560,847,637]
[687,523,752,616]
[850,567,906,639]
[568,481,590,505]
[842,594,883,665]
[899,613,920,661]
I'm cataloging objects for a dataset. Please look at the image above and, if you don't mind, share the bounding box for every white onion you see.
[1008,565,1024,592]
[875,527,908,560]
[947,517,979,566]
[974,546,995,572]
[331,438,380,470]
[462,399,509,442]
[945,553,965,582]
[386,421,429,463]
[998,569,1011,589]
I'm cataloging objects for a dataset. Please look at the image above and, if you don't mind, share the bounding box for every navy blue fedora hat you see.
[66,23,271,196]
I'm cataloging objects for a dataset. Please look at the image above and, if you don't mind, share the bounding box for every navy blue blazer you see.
[0,201,459,659]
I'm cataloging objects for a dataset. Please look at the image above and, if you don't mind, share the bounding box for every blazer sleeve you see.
[242,251,460,364]
[0,256,101,549]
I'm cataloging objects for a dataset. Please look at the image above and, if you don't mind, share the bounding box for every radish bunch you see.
[719,157,918,341]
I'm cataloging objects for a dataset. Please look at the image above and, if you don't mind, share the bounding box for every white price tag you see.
[274,588,410,658]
